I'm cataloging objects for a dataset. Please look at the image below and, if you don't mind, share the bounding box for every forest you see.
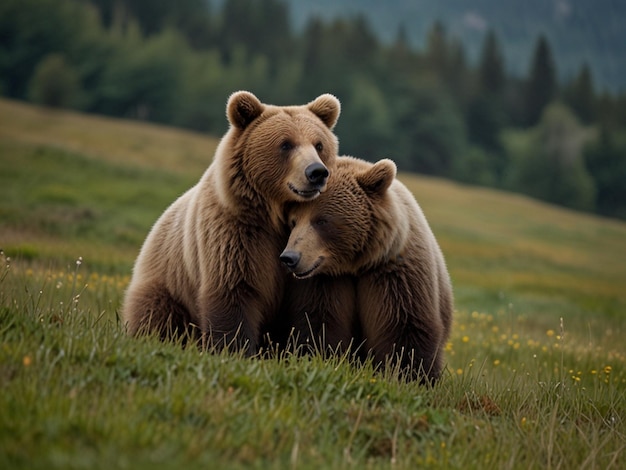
[2,0,626,219]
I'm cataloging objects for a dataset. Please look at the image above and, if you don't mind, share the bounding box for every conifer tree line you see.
[2,0,625,219]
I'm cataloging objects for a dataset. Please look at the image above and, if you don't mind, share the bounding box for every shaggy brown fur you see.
[272,274,358,355]
[122,91,341,354]
[279,156,453,382]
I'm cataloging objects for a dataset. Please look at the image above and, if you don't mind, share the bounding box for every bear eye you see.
[315,142,324,153]
[280,140,294,152]
[315,218,327,226]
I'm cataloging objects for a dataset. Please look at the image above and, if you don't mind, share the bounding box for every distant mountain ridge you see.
[289,0,626,91]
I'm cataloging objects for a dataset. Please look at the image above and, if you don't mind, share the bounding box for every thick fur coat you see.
[122,91,341,354]
[279,156,453,381]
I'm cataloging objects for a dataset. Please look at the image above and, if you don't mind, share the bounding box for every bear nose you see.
[305,162,329,186]
[279,250,301,269]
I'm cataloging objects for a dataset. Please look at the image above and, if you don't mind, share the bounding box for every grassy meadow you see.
[1,98,625,469]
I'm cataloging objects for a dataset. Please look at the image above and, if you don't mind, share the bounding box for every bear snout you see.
[305,162,329,187]
[279,250,301,270]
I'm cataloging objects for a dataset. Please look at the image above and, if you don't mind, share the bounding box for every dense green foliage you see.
[1,99,625,469]
[2,0,626,219]
[288,0,626,93]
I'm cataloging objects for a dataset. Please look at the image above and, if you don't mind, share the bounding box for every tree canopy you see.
[2,0,626,219]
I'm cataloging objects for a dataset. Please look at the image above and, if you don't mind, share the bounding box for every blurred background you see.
[2,0,625,220]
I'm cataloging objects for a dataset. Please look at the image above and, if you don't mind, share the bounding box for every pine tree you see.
[565,62,595,124]
[343,14,378,72]
[254,0,294,66]
[387,24,410,74]
[525,35,557,126]
[478,30,505,95]
[299,17,328,96]
[221,0,250,47]
[425,21,449,80]
[465,30,507,181]
[444,38,471,109]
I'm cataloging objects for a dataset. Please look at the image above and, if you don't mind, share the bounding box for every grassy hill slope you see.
[1,99,625,469]
[2,98,624,330]
[0,99,218,270]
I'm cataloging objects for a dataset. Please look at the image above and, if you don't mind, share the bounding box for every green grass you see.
[1,99,625,468]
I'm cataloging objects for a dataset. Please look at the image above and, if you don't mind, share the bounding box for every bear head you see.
[216,91,341,210]
[280,156,400,278]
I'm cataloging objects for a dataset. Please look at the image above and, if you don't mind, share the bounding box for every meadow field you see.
[1,98,625,468]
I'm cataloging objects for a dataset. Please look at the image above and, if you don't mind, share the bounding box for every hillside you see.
[0,99,219,269]
[289,0,626,91]
[1,98,625,468]
[2,97,625,334]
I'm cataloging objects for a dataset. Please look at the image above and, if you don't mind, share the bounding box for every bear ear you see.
[357,159,397,196]
[307,94,341,130]
[227,91,265,129]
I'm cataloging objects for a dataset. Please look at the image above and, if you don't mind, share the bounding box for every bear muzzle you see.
[288,162,329,199]
[279,250,325,279]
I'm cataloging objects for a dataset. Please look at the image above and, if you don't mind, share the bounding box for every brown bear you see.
[278,156,453,382]
[122,91,341,354]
